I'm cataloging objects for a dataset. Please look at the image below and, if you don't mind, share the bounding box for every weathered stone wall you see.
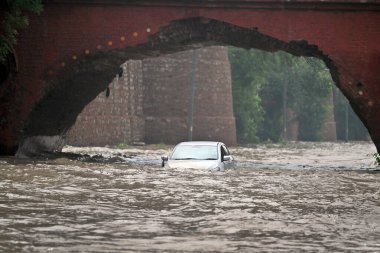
[67,46,237,147]
[66,60,144,146]
[143,46,237,145]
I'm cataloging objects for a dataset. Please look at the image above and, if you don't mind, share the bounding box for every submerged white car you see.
[161,141,234,170]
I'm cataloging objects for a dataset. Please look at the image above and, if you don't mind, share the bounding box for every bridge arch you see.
[16,17,361,156]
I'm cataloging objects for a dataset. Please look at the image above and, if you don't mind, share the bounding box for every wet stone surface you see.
[0,142,379,252]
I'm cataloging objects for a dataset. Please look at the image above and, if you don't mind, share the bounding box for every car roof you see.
[176,141,223,147]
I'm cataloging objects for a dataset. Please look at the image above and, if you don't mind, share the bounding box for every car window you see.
[171,145,218,160]
[222,145,230,156]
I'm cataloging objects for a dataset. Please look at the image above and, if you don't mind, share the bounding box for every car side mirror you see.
[223,155,232,162]
[161,156,168,167]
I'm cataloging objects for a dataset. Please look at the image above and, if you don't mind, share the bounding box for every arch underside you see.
[17,17,366,156]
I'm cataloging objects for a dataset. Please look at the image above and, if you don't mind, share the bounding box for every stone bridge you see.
[1,0,380,155]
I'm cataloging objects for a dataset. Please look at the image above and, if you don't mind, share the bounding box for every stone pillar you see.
[66,60,144,146]
[142,46,237,146]
[122,61,145,144]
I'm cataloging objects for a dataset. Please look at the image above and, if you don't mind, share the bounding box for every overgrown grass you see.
[116,143,129,149]
[373,153,380,166]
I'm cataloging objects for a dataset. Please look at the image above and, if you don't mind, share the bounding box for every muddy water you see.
[0,142,379,252]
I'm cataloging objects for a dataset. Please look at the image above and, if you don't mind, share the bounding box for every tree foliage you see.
[290,57,333,141]
[229,48,266,143]
[229,47,334,143]
[0,0,43,63]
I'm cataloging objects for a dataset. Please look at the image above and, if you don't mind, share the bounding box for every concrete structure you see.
[66,61,145,146]
[1,1,380,156]
[143,46,236,145]
[66,47,236,146]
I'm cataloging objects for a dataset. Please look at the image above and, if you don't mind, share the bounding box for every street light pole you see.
[283,75,288,140]
[283,58,291,140]
[188,50,198,141]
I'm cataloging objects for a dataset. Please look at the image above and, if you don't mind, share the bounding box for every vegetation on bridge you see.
[0,0,43,63]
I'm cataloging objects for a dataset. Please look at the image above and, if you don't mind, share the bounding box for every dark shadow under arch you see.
[0,41,18,91]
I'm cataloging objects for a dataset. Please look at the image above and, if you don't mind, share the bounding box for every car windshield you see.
[170,145,218,160]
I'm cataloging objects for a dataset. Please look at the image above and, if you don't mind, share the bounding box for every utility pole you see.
[283,76,288,140]
[283,58,290,140]
[188,50,198,141]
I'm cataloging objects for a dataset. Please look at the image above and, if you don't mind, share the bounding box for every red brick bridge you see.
[1,0,380,155]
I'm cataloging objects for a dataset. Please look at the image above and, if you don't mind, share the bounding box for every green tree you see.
[259,75,283,142]
[0,0,43,63]
[228,47,334,143]
[258,51,293,142]
[229,47,265,143]
[291,57,332,141]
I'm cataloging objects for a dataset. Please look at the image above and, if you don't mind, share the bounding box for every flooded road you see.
[0,142,379,252]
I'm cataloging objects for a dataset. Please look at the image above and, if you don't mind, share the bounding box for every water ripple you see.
[0,142,379,252]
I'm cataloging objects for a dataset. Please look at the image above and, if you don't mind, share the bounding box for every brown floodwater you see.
[0,142,379,252]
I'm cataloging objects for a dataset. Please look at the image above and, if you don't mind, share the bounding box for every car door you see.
[221,144,234,169]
